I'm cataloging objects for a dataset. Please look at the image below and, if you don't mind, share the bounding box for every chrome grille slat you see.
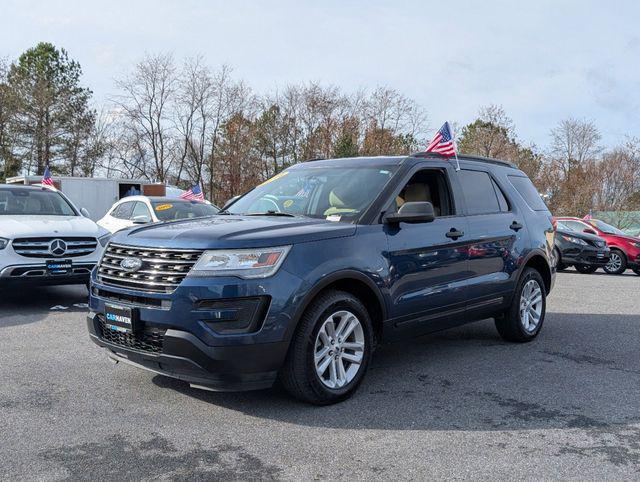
[12,237,98,258]
[97,243,203,293]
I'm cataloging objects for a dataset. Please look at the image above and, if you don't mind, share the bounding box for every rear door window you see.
[508,175,548,211]
[457,170,502,215]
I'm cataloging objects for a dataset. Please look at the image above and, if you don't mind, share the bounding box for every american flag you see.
[42,165,55,187]
[426,121,457,157]
[180,183,205,202]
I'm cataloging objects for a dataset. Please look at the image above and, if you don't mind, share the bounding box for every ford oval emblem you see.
[120,257,142,272]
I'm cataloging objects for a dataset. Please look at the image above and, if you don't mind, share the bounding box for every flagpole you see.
[451,123,461,171]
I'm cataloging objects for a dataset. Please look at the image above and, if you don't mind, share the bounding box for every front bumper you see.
[559,244,610,267]
[88,268,304,391]
[87,312,288,391]
[0,262,96,286]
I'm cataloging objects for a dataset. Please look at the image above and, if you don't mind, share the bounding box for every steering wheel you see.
[253,196,281,212]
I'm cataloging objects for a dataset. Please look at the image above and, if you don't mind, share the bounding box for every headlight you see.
[561,234,587,245]
[0,237,8,250]
[189,246,291,279]
[632,241,640,248]
[98,233,111,247]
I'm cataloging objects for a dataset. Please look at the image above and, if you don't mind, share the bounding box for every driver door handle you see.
[510,221,524,232]
[445,228,464,240]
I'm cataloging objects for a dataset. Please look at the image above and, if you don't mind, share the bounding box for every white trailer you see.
[5,176,171,221]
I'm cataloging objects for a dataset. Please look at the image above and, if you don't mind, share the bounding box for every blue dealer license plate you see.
[104,304,139,333]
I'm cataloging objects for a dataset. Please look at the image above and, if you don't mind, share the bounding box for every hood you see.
[556,228,605,243]
[0,215,105,238]
[112,215,357,249]
[607,233,640,243]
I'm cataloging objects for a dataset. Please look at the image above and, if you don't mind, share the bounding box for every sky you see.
[2,0,640,148]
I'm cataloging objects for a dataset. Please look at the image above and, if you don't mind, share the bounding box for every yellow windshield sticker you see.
[258,171,289,187]
[155,203,173,211]
[283,199,294,208]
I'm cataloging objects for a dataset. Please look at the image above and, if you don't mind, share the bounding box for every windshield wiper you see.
[245,211,297,217]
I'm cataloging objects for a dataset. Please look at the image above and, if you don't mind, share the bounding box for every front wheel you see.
[279,290,373,405]
[495,268,546,342]
[575,264,598,274]
[603,249,627,274]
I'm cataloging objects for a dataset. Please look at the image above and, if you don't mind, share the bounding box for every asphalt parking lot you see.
[1,271,639,481]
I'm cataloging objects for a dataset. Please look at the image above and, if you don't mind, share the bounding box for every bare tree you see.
[112,53,178,182]
[549,118,602,176]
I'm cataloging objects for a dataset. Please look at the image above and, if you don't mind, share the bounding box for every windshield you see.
[227,165,398,221]
[556,221,570,231]
[151,200,218,221]
[0,188,77,216]
[590,219,625,235]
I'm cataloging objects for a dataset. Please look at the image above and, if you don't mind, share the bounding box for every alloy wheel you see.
[606,252,622,273]
[314,310,365,389]
[519,279,543,333]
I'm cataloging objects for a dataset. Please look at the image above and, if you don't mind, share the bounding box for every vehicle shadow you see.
[0,284,89,327]
[152,312,640,433]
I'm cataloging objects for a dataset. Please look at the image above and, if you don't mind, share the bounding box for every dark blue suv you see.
[87,154,555,404]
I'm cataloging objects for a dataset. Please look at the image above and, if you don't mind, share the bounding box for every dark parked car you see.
[87,153,556,404]
[552,220,610,273]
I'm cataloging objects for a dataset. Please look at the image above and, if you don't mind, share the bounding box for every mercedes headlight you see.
[189,246,291,279]
[0,237,8,250]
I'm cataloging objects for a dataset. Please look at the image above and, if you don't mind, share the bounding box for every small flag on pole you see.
[426,121,460,170]
[180,183,205,202]
[42,165,55,187]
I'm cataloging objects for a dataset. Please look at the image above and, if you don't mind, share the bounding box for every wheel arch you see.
[285,270,387,345]
[520,250,553,294]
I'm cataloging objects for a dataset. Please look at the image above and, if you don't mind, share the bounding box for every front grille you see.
[97,243,203,293]
[12,237,98,258]
[98,316,165,353]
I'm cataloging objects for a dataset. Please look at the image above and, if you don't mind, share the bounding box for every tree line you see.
[1,42,639,216]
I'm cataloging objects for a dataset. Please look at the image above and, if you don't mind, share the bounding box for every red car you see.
[556,217,640,275]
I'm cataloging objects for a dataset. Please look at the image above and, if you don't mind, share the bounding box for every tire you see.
[554,248,566,271]
[495,268,546,343]
[603,249,627,275]
[279,290,373,405]
[575,264,598,274]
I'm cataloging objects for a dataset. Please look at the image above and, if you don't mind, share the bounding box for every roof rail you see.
[410,152,517,169]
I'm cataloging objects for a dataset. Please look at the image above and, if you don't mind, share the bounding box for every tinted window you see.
[0,188,76,216]
[458,170,501,215]
[131,202,152,222]
[492,179,510,212]
[508,175,548,211]
[112,201,135,220]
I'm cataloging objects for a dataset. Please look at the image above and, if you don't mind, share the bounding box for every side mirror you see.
[383,201,435,225]
[583,228,596,235]
[132,214,151,224]
[80,207,91,218]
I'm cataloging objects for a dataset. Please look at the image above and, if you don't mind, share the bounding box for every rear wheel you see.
[603,249,627,274]
[575,264,598,274]
[279,290,373,405]
[495,268,546,343]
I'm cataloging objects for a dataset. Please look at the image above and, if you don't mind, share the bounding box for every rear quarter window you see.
[508,175,548,211]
